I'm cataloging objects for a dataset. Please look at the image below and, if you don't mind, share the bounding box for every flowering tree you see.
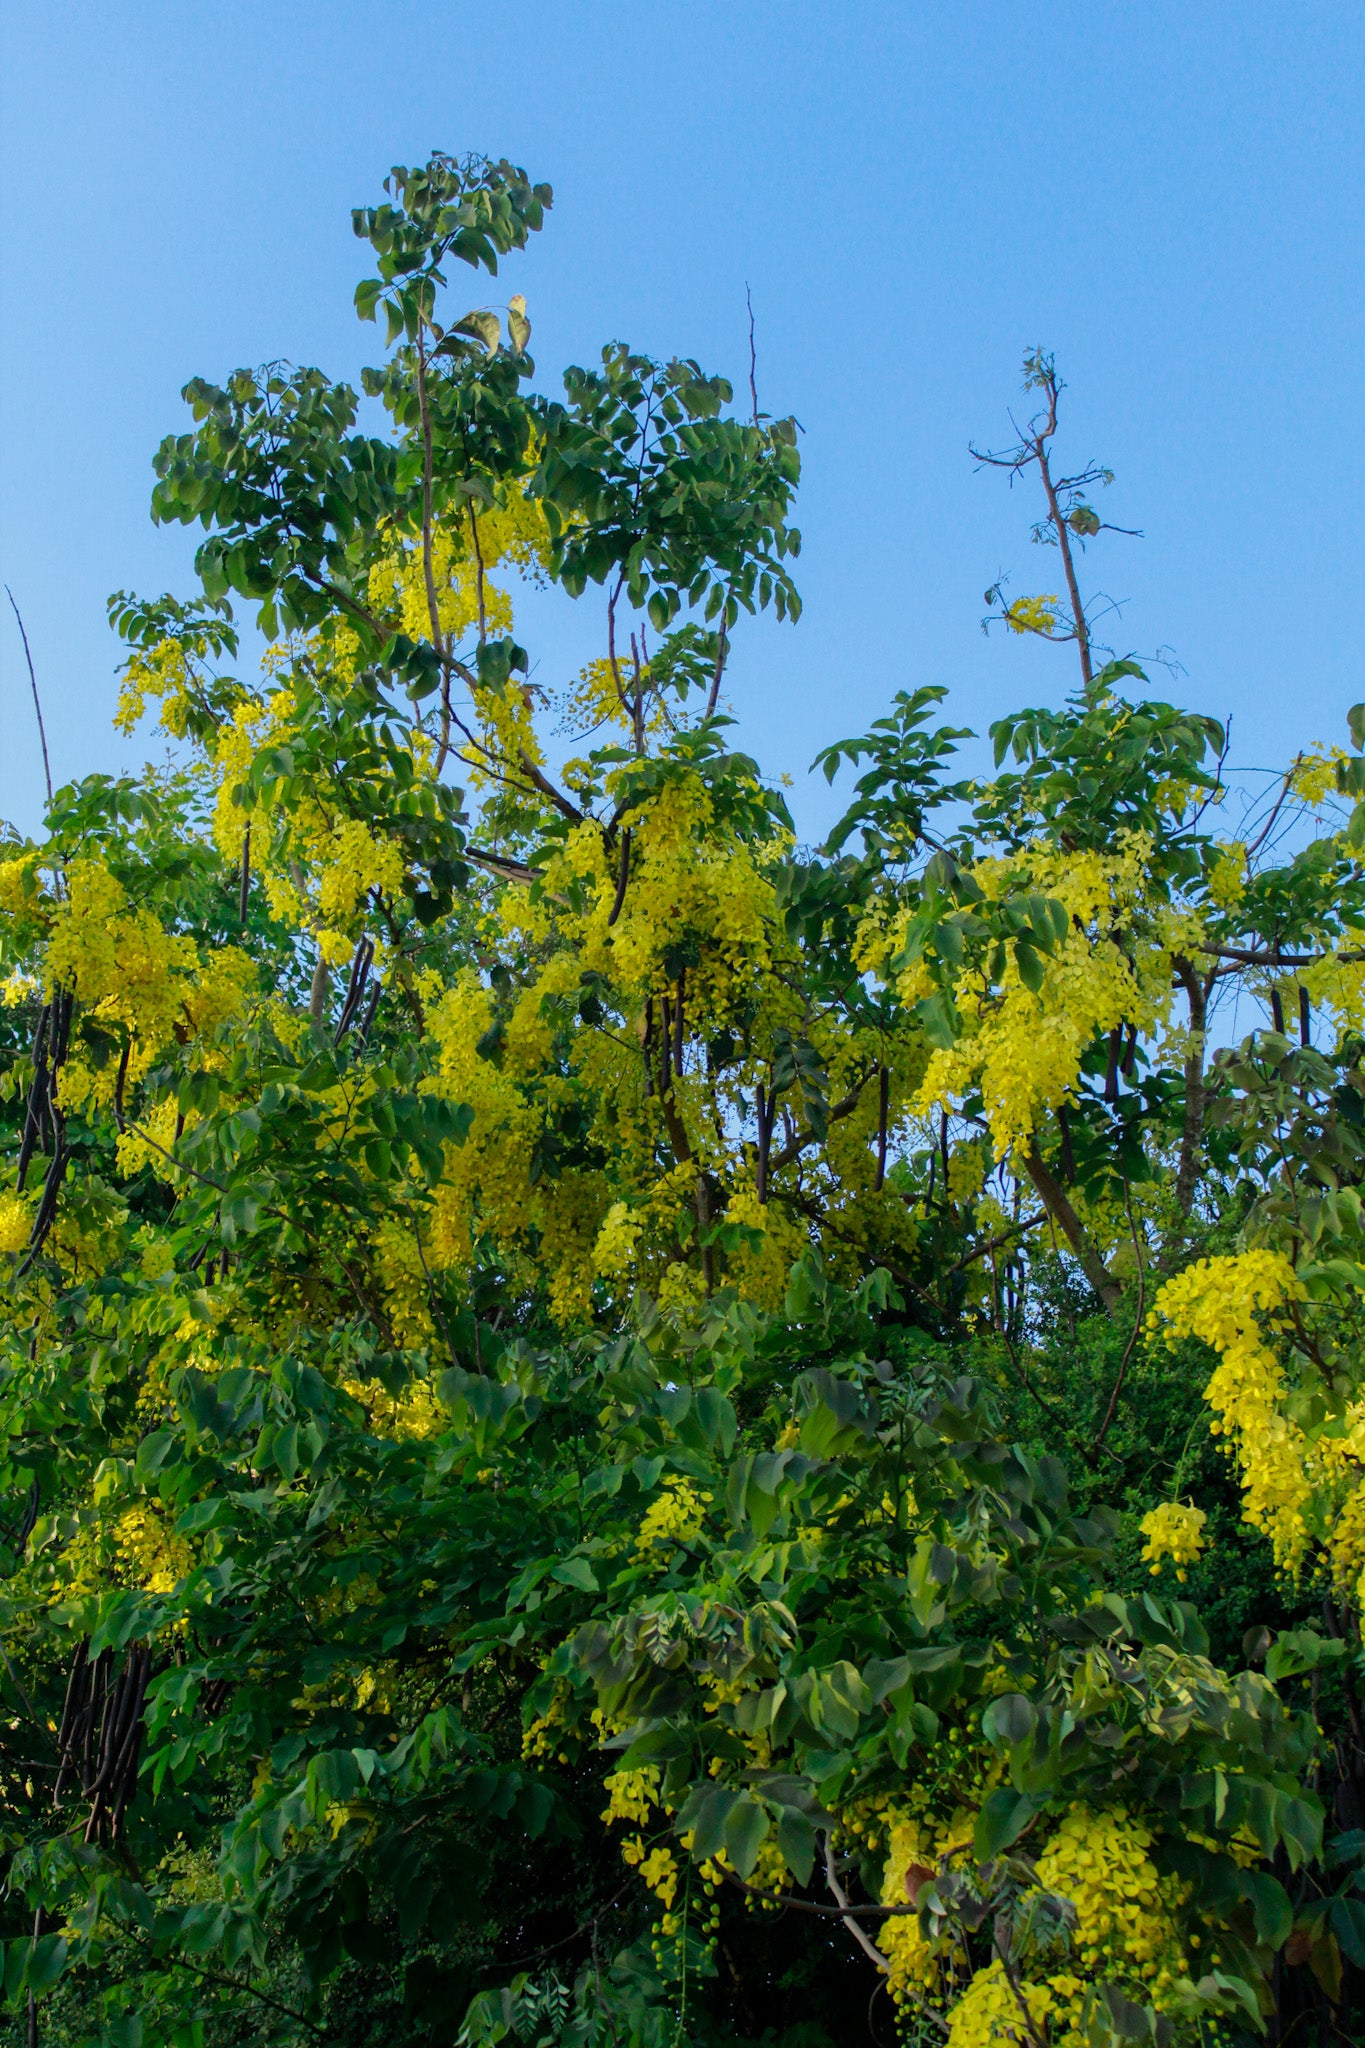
[0,154,1361,2046]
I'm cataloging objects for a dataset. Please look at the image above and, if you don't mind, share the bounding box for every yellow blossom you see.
[1140,1500,1207,1580]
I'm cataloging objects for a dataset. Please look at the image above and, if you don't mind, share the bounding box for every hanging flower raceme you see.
[868,837,1173,1161]
[1149,1251,1318,1572]
[1139,1500,1207,1581]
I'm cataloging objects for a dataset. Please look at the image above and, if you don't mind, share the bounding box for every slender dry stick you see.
[605,578,632,726]
[945,1212,1047,1278]
[469,502,488,643]
[629,630,646,754]
[129,1939,328,2040]
[822,1838,890,1975]
[992,1930,1049,2048]
[1245,765,1296,861]
[1034,427,1092,687]
[721,1863,950,2034]
[705,615,729,719]
[1089,1184,1146,1464]
[411,1220,464,1376]
[746,283,759,423]
[822,1833,957,2038]
[724,1867,916,1908]
[874,1065,889,1192]
[1170,956,1205,1213]
[5,588,53,805]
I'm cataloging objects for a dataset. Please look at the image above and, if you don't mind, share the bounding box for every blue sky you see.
[1,1,1362,841]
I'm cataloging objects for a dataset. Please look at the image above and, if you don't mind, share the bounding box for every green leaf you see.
[1014,937,1045,992]
[1330,1895,1365,1967]
[1238,1869,1292,1948]
[26,1935,69,1993]
[973,1787,1037,1860]
[550,1557,599,1592]
[775,1807,817,1885]
[695,1386,737,1454]
[452,308,502,353]
[723,1795,770,1879]
[914,990,958,1049]
[679,1782,738,1864]
[1265,1628,1346,1682]
[981,1694,1036,1747]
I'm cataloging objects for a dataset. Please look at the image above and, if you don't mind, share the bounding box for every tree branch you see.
[1021,1142,1121,1313]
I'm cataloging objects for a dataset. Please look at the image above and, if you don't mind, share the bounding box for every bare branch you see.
[5,587,53,806]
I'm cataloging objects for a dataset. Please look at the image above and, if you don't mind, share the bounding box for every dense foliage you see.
[0,151,1362,2047]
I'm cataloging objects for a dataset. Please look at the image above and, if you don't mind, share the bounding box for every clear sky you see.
[2,1,1362,841]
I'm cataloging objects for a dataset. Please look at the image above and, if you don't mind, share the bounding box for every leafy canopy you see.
[0,161,1362,2048]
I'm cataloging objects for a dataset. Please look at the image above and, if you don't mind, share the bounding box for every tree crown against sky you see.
[0,148,1361,2047]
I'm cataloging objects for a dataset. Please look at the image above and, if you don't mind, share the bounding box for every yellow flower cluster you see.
[368,525,512,648]
[0,855,39,919]
[907,839,1165,1159]
[367,494,549,645]
[601,1766,662,1828]
[315,818,407,933]
[946,1141,987,1205]
[0,1193,31,1255]
[209,691,290,883]
[1329,1484,1365,1612]
[940,1807,1186,2048]
[874,1772,998,2007]
[115,1503,194,1596]
[1149,1252,1311,1568]
[1139,1501,1207,1581]
[522,1680,576,1763]
[1034,1805,1185,1997]
[622,1838,680,1908]
[945,1962,1060,2048]
[599,1763,686,1908]
[339,1371,445,1441]
[879,1800,1187,2045]
[878,1811,956,2000]
[1205,842,1247,911]
[45,861,198,1054]
[1004,594,1061,636]
[592,1200,643,1281]
[634,1477,710,1556]
[719,1182,807,1311]
[412,738,910,1319]
[1299,949,1365,1046]
[32,864,255,1130]
[114,636,193,737]
[115,1096,185,1182]
[1289,746,1347,807]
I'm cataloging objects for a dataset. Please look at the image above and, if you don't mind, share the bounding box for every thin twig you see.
[129,1938,328,2039]
[823,1833,891,1974]
[607,829,631,926]
[1199,942,1365,968]
[5,588,53,806]
[0,1640,42,1732]
[478,1882,634,1972]
[718,1866,921,1922]
[1088,1184,1146,1464]
[874,1066,890,1194]
[992,1935,1049,2048]
[945,1213,1047,1278]
[239,825,251,925]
